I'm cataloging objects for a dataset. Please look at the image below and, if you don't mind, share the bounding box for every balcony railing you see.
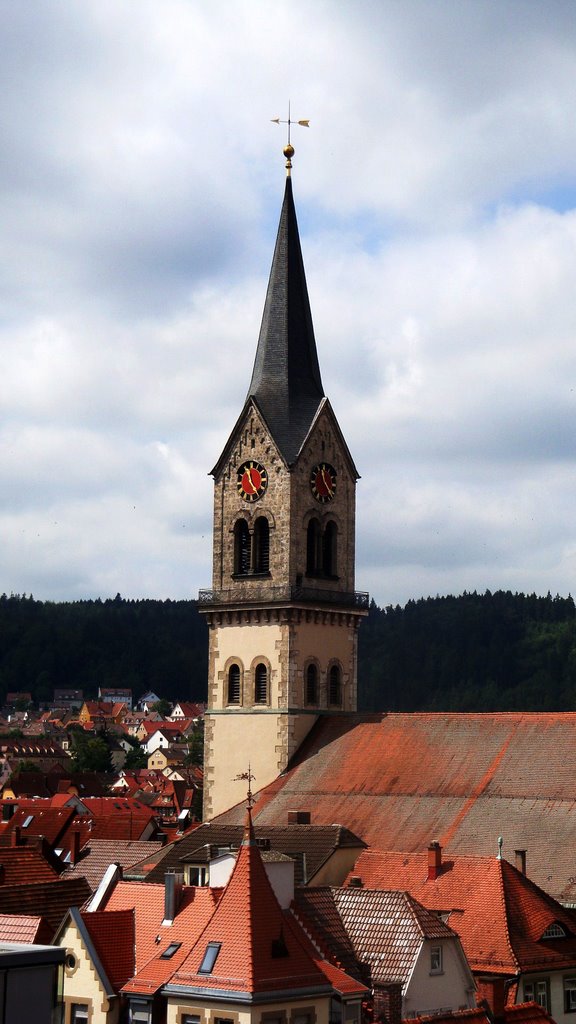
[198,584,369,609]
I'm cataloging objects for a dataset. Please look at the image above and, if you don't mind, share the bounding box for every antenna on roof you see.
[497,835,503,860]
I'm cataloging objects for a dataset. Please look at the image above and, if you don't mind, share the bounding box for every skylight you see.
[160,942,182,959]
[198,941,221,974]
[22,815,33,828]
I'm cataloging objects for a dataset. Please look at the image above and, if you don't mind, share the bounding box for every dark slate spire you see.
[248,176,324,464]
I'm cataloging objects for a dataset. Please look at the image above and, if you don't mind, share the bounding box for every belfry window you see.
[305,664,318,705]
[323,521,337,577]
[253,516,270,573]
[329,665,342,707]
[255,663,268,705]
[227,664,241,705]
[306,518,322,575]
[306,518,338,578]
[234,519,250,575]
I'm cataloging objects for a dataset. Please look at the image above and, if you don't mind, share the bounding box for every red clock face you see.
[237,461,268,502]
[310,462,337,503]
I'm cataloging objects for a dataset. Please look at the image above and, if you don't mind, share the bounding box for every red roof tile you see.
[166,812,352,998]
[350,850,576,975]
[215,712,576,903]
[80,908,135,990]
[0,914,53,944]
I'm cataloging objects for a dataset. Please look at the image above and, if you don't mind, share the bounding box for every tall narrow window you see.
[329,665,342,706]
[234,519,250,575]
[255,663,268,704]
[227,664,241,705]
[306,519,321,576]
[253,516,270,573]
[323,521,337,576]
[305,664,318,705]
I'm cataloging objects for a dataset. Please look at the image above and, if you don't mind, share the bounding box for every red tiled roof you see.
[350,850,576,975]
[404,1004,555,1024]
[0,846,61,884]
[80,908,135,990]
[0,877,91,935]
[166,812,347,998]
[104,880,221,975]
[214,712,576,903]
[0,913,53,945]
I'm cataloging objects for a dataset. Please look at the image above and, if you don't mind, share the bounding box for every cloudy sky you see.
[2,0,576,609]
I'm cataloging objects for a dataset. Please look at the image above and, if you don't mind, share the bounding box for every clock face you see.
[237,460,268,502]
[310,462,337,503]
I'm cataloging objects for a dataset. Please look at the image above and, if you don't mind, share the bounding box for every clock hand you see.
[321,468,333,495]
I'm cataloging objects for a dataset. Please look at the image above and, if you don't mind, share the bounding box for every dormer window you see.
[199,941,222,974]
[542,922,567,939]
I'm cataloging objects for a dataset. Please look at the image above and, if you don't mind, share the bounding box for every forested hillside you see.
[0,590,575,711]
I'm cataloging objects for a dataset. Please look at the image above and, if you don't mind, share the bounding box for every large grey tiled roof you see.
[247,176,324,464]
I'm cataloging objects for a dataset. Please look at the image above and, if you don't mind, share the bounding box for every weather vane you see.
[271,102,310,175]
[234,765,256,809]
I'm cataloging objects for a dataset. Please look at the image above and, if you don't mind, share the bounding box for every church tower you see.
[200,145,368,820]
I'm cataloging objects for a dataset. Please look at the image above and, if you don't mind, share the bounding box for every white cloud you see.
[1,0,576,607]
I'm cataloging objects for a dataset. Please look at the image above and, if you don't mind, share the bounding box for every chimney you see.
[70,830,81,866]
[515,849,527,875]
[477,977,506,1023]
[10,826,20,848]
[163,871,184,924]
[287,810,311,825]
[428,840,442,880]
[348,875,363,888]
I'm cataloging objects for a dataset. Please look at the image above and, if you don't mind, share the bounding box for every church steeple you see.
[200,158,368,822]
[248,176,324,465]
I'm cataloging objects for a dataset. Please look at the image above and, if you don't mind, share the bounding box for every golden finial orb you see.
[283,143,295,174]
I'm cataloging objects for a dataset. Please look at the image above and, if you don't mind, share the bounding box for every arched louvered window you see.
[233,519,250,575]
[254,663,268,705]
[329,664,342,707]
[227,664,241,705]
[253,517,270,574]
[306,518,322,576]
[323,521,337,577]
[305,663,318,705]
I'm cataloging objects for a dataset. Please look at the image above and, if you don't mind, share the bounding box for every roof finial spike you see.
[497,835,503,860]
[271,102,310,177]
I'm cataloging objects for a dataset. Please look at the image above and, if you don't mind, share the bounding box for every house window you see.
[254,663,268,704]
[227,665,241,705]
[565,978,576,1012]
[430,946,443,974]
[345,1003,361,1024]
[214,1018,234,1024]
[329,665,342,706]
[543,922,567,939]
[71,1006,89,1024]
[186,865,208,886]
[160,941,182,959]
[305,663,318,705]
[524,980,549,1011]
[130,1001,152,1024]
[199,941,221,974]
[181,1017,201,1024]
